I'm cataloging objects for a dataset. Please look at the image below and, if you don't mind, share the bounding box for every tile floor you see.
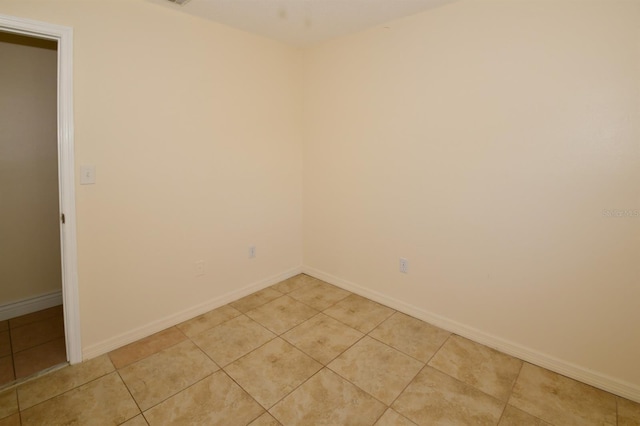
[0,275,638,425]
[0,306,67,387]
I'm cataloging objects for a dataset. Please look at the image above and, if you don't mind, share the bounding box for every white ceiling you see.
[149,0,457,46]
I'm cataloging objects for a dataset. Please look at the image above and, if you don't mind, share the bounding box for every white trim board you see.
[0,14,81,364]
[303,266,640,404]
[0,291,63,321]
[82,266,303,360]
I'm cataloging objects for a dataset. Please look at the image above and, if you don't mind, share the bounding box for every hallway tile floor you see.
[0,275,638,425]
[0,306,66,388]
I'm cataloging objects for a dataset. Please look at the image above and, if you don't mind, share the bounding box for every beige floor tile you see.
[0,332,10,357]
[375,408,417,426]
[108,327,186,369]
[225,338,322,408]
[270,274,319,294]
[13,337,66,379]
[393,366,504,425]
[428,335,522,401]
[121,414,148,425]
[20,372,139,425]
[118,340,218,410]
[0,356,14,385]
[231,288,283,313]
[619,397,640,426]
[18,354,114,410]
[0,389,18,420]
[191,315,275,366]
[9,305,62,329]
[144,371,264,426]
[246,295,318,335]
[0,413,19,426]
[176,305,241,338]
[10,315,65,353]
[270,368,386,425]
[248,412,282,425]
[283,313,363,364]
[288,280,351,310]
[328,336,423,405]
[498,405,551,425]
[324,294,395,333]
[509,363,617,426]
[370,312,450,362]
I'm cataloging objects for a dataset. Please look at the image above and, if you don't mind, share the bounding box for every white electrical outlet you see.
[399,257,409,274]
[195,260,205,276]
[249,245,256,259]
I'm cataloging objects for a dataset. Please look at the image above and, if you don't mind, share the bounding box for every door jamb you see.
[0,14,82,363]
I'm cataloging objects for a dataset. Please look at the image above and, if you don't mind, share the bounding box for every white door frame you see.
[0,14,82,363]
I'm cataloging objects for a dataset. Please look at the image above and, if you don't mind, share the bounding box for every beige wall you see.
[0,1,303,352]
[303,0,640,391]
[0,33,60,305]
[2,0,638,397]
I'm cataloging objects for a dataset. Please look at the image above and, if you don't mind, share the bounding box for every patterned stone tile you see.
[393,366,504,425]
[118,340,218,410]
[324,294,394,333]
[509,363,617,426]
[18,354,114,409]
[108,327,186,369]
[225,338,322,408]
[270,368,386,425]
[270,274,319,294]
[248,412,282,426]
[618,397,640,426]
[20,372,139,425]
[288,281,351,311]
[283,313,363,364]
[428,335,522,401]
[231,288,283,313]
[328,336,423,405]
[144,371,264,425]
[374,408,417,425]
[246,296,317,335]
[370,312,450,362]
[191,315,275,366]
[176,305,241,338]
[498,405,552,425]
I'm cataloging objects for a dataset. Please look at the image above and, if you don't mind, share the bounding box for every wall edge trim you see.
[0,290,63,321]
[81,266,302,360]
[303,265,640,403]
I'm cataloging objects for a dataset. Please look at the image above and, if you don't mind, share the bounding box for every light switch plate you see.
[80,165,96,185]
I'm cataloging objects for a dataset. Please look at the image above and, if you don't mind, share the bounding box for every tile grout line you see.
[494,361,525,425]
[114,369,145,423]
[182,315,282,417]
[8,322,17,385]
[131,370,218,421]
[114,336,222,416]
[18,368,117,416]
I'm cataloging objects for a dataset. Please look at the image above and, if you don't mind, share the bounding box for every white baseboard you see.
[0,291,63,321]
[303,266,640,404]
[82,266,303,360]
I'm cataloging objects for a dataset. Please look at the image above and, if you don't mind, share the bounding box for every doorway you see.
[0,31,66,385]
[0,14,81,381]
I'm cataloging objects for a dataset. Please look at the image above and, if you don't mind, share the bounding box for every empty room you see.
[0,0,638,424]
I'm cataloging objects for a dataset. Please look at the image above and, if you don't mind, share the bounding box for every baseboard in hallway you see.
[0,291,63,322]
